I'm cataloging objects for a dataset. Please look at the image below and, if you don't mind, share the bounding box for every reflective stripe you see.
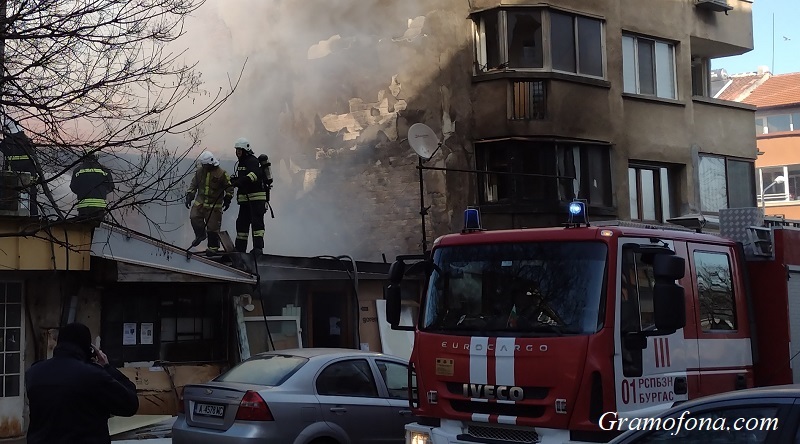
[253,230,265,237]
[247,172,257,182]
[76,198,107,209]
[7,155,29,161]
[207,247,219,252]
[237,192,267,202]
[204,172,210,202]
[236,233,249,240]
[76,168,108,176]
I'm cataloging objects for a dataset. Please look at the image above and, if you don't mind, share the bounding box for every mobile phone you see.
[88,345,97,361]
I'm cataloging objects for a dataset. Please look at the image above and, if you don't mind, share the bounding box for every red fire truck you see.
[384,204,800,444]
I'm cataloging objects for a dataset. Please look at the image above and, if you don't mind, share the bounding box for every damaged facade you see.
[251,0,756,260]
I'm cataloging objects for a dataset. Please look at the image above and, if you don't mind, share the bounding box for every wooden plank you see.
[219,230,235,253]
[234,296,251,361]
[116,262,219,283]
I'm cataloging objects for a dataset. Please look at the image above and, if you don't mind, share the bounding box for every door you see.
[688,243,752,397]
[0,282,24,438]
[614,238,697,417]
[315,358,393,443]
[311,292,348,348]
[374,359,417,442]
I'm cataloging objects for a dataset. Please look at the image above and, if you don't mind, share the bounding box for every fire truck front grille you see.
[450,400,544,418]
[467,424,540,443]
[446,383,549,400]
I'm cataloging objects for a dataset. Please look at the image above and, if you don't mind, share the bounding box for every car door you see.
[373,358,418,443]
[315,358,393,443]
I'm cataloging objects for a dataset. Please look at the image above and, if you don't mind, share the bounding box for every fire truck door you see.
[687,243,752,397]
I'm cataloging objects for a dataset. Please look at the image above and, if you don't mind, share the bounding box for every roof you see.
[90,223,257,284]
[743,72,800,108]
[255,253,391,281]
[714,73,769,102]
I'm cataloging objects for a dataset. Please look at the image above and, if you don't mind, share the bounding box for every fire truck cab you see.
[384,205,800,444]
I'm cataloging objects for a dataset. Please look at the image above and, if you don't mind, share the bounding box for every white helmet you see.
[234,137,252,153]
[198,150,219,166]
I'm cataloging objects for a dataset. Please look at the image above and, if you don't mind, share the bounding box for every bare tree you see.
[0,0,242,239]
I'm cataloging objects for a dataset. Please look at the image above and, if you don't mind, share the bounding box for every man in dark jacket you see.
[0,118,40,216]
[70,153,114,223]
[25,322,139,444]
[231,137,268,255]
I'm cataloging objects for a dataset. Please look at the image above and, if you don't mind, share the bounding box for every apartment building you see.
[271,0,756,259]
[719,70,800,218]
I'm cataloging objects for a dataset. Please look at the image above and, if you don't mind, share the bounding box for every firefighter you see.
[231,137,268,255]
[185,150,233,256]
[70,152,114,223]
[0,118,40,216]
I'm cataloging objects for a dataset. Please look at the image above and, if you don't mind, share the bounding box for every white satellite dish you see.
[408,123,440,160]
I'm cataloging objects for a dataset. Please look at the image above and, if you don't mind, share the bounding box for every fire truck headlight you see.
[407,430,432,444]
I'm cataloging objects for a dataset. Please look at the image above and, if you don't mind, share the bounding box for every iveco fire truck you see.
[384,203,800,444]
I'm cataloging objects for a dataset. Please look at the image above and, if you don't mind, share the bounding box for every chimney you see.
[757,65,770,75]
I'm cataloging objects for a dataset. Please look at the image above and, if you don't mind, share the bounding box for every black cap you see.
[58,322,92,350]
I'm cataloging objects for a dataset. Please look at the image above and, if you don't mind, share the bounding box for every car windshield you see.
[422,241,608,336]
[215,355,308,386]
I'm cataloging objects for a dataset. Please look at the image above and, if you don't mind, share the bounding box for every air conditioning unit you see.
[696,0,733,12]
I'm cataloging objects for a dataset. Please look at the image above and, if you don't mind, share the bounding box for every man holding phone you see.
[25,322,139,444]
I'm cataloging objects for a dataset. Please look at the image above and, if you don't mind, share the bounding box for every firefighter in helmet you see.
[70,152,114,223]
[185,150,233,256]
[0,118,40,216]
[231,137,268,255]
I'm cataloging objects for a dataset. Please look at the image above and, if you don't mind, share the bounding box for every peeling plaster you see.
[441,85,455,141]
[393,16,426,42]
[320,77,407,144]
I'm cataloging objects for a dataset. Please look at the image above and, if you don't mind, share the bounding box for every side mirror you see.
[385,283,402,326]
[652,254,686,332]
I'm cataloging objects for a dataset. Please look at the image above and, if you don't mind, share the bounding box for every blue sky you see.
[712,0,800,75]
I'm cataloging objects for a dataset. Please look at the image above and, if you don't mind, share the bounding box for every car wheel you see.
[309,438,339,444]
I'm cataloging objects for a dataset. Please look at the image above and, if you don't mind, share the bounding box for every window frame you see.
[473,7,606,80]
[697,153,756,214]
[628,162,676,223]
[315,358,381,398]
[375,359,413,400]
[693,250,737,333]
[755,111,800,135]
[622,33,678,99]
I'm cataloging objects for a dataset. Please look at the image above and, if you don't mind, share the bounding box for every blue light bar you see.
[463,207,482,232]
[567,200,588,225]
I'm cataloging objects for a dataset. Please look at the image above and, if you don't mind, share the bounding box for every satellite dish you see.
[408,123,440,160]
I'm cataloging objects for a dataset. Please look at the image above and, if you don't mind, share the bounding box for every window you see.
[376,360,412,400]
[477,140,612,207]
[755,112,800,134]
[623,34,676,99]
[694,252,736,332]
[510,80,546,120]
[633,405,780,443]
[620,246,657,377]
[629,163,678,222]
[316,359,379,398]
[216,355,308,386]
[698,154,756,213]
[0,283,21,397]
[691,57,711,97]
[474,8,605,78]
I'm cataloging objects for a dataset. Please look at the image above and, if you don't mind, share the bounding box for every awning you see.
[90,223,257,284]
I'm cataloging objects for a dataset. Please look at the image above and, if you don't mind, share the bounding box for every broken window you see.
[477,141,611,207]
[474,8,604,77]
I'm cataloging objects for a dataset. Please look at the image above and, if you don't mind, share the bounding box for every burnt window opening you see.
[476,140,612,207]
[474,7,605,78]
[510,80,546,120]
[0,282,22,397]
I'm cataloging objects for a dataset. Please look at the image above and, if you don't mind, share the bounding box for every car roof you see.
[248,347,407,361]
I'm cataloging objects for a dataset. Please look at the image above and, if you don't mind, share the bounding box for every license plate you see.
[194,403,225,417]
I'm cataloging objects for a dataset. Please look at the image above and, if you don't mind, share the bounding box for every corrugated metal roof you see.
[90,223,257,284]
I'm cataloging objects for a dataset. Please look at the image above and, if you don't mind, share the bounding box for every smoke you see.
[150,0,471,260]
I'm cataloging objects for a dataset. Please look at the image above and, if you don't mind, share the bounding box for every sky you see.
[713,0,800,75]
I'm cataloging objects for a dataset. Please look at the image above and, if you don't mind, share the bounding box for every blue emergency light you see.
[567,200,588,226]
[463,207,482,232]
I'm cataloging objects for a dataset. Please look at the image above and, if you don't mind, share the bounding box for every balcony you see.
[695,0,733,13]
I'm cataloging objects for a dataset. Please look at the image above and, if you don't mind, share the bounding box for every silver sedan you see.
[172,348,417,444]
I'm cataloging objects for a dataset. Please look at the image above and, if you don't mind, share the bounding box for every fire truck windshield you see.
[421,241,608,336]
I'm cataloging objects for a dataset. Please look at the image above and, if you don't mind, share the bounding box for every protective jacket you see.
[25,343,139,444]
[70,159,114,211]
[187,165,233,210]
[0,131,38,175]
[233,152,267,203]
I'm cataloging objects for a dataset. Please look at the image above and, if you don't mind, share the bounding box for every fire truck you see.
[384,203,800,444]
